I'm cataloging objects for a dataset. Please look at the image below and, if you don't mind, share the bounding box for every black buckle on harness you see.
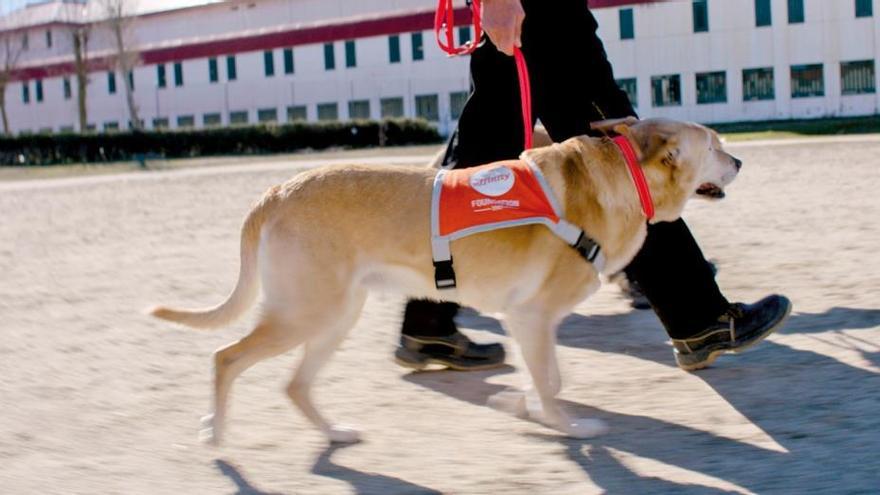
[433,258,457,290]
[572,231,601,262]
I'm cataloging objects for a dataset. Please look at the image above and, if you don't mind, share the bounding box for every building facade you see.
[1,0,878,136]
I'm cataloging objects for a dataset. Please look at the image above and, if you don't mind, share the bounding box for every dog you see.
[150,117,741,443]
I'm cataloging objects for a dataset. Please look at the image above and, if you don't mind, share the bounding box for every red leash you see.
[434,0,533,150]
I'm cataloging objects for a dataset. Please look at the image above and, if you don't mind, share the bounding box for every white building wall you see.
[3,0,879,135]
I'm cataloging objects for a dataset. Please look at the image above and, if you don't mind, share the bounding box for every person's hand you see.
[481,0,525,56]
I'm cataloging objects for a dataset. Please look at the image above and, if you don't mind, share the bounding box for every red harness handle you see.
[434,0,533,150]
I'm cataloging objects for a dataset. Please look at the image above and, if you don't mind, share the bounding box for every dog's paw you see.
[199,414,222,446]
[559,417,609,439]
[487,390,528,418]
[326,425,361,444]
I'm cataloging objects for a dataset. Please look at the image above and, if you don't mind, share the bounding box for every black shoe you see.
[394,332,506,371]
[672,295,792,371]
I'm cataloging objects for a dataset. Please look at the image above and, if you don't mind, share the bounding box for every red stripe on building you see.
[10,1,668,81]
[12,8,473,81]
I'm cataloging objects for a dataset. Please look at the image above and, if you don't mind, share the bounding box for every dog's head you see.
[591,117,741,222]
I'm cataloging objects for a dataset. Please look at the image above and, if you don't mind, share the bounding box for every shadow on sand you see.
[310,443,442,495]
[401,306,880,493]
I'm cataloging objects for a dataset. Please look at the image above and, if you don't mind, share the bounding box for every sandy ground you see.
[1,136,878,494]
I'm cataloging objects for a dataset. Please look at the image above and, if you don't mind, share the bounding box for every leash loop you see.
[434,0,532,149]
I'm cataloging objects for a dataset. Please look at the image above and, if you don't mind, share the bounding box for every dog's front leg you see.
[500,310,607,439]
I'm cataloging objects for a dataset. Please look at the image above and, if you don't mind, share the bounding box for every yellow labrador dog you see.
[150,118,740,443]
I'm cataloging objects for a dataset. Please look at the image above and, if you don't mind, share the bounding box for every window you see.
[174,62,183,87]
[22,32,28,50]
[348,100,370,119]
[324,43,335,70]
[264,50,275,77]
[841,60,876,95]
[177,115,195,128]
[226,56,237,81]
[616,78,638,108]
[127,71,134,91]
[203,113,222,127]
[63,78,71,100]
[619,8,634,40]
[317,103,339,121]
[389,35,401,63]
[103,121,119,132]
[693,0,709,32]
[755,0,772,26]
[788,0,804,23]
[287,105,307,122]
[791,64,824,98]
[229,110,249,125]
[157,65,167,88]
[108,72,117,94]
[450,91,469,119]
[35,80,43,102]
[258,108,278,123]
[22,82,30,103]
[412,32,424,61]
[209,58,219,83]
[415,94,439,121]
[743,68,775,100]
[283,48,294,74]
[345,40,356,68]
[856,0,873,17]
[381,97,404,118]
[651,74,681,107]
[46,29,52,48]
[696,71,727,104]
[152,117,169,129]
[458,26,471,45]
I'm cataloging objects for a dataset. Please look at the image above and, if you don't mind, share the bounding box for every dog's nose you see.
[733,157,743,171]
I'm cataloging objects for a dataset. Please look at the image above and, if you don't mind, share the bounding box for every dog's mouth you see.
[696,182,725,199]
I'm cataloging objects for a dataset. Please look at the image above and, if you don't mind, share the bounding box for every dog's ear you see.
[589,116,639,134]
[627,122,681,168]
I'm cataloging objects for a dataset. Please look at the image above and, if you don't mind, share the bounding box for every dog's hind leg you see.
[202,317,302,445]
[285,289,367,444]
[502,310,607,439]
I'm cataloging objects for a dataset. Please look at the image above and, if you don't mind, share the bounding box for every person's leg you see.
[623,220,730,338]
[396,33,526,370]
[521,0,792,368]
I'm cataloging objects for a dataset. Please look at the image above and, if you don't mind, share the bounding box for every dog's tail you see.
[149,188,278,329]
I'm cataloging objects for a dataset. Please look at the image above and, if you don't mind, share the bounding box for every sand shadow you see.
[415,306,880,492]
[310,443,442,495]
[215,459,285,495]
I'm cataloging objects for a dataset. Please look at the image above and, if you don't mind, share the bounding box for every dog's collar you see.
[612,135,655,221]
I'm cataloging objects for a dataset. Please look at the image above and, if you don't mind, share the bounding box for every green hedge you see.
[0,118,442,166]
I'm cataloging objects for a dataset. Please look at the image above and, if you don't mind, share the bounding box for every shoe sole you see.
[393,354,506,372]
[677,298,793,372]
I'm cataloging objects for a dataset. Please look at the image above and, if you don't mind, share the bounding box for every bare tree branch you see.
[100,0,141,131]
[0,31,25,136]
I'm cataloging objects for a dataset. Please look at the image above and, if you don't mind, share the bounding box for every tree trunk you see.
[0,87,9,136]
[72,29,89,132]
[111,22,141,131]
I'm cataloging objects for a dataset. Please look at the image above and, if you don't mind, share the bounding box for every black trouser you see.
[403,0,729,340]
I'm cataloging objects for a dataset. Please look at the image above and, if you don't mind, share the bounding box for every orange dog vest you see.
[430,153,605,290]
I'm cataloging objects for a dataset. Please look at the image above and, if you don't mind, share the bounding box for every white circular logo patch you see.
[469,166,515,197]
